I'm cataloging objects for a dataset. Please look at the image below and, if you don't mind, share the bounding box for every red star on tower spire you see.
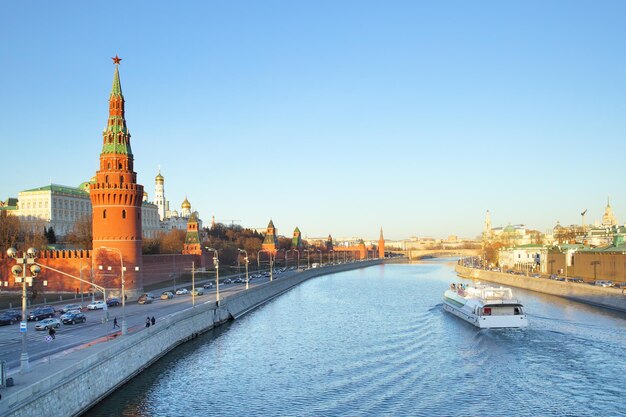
[112,55,122,65]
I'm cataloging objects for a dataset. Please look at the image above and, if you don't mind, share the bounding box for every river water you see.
[90,261,626,417]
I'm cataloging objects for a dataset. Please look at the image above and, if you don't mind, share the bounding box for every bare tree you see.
[66,215,93,249]
[0,211,21,252]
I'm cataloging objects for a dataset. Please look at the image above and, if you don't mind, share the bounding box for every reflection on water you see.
[90,263,626,417]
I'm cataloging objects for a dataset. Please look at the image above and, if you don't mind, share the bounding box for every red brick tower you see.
[262,219,278,253]
[182,213,202,256]
[378,227,385,259]
[90,56,144,297]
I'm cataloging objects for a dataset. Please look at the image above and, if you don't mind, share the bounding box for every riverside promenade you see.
[0,259,398,417]
[456,265,626,313]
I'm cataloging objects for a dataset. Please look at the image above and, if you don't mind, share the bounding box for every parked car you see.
[87,301,106,310]
[60,309,82,322]
[106,298,121,307]
[138,294,154,304]
[60,304,83,314]
[27,307,55,321]
[569,278,585,283]
[615,282,626,289]
[191,288,204,296]
[531,274,541,278]
[35,318,61,331]
[0,314,18,326]
[175,288,189,295]
[160,291,174,300]
[594,280,614,287]
[203,282,214,289]
[62,312,86,325]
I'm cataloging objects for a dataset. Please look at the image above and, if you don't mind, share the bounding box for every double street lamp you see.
[303,249,311,269]
[7,247,43,375]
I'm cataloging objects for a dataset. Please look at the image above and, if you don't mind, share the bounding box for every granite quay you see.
[455,264,626,313]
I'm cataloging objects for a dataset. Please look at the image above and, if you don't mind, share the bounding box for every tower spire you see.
[102,56,131,155]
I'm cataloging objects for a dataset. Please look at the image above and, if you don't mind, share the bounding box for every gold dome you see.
[181,197,191,209]
[155,171,164,182]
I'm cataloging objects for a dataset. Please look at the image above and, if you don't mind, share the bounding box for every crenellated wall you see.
[0,251,210,297]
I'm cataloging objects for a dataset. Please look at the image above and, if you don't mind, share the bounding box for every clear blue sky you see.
[1,1,626,240]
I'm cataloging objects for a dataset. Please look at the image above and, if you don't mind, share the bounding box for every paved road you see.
[0,269,298,371]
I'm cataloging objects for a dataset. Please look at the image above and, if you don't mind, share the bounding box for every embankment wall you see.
[455,265,626,313]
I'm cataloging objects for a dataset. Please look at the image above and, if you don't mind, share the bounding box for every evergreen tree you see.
[45,227,57,244]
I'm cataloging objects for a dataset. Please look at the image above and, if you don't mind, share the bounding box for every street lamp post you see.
[7,247,42,375]
[257,249,264,271]
[239,249,249,290]
[99,247,127,335]
[304,249,311,268]
[205,247,219,305]
[317,250,322,266]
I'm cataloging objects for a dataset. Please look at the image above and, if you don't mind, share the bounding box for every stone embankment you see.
[0,259,395,417]
[455,265,626,313]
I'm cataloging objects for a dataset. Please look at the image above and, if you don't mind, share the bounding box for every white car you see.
[35,318,61,331]
[175,288,189,295]
[87,301,106,310]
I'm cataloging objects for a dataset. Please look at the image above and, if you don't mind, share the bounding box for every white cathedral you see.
[148,169,203,232]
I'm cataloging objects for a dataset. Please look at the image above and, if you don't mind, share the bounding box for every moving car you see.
[62,312,86,325]
[191,288,204,296]
[203,282,214,289]
[27,307,56,321]
[35,318,61,330]
[160,291,174,300]
[60,304,83,313]
[138,294,155,304]
[175,288,189,295]
[106,298,121,307]
[4,310,22,321]
[0,314,18,326]
[87,301,106,310]
[60,309,81,321]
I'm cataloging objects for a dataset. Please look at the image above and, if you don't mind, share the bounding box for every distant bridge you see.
[389,248,480,261]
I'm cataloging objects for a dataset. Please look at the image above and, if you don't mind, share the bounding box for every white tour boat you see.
[442,283,528,328]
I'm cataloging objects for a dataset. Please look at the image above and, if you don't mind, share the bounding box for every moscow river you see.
[91,261,626,417]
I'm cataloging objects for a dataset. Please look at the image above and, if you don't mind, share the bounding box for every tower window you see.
[122,210,126,219]
[103,209,107,219]
[105,175,109,183]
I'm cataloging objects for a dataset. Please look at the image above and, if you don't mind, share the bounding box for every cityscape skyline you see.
[2,2,626,240]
